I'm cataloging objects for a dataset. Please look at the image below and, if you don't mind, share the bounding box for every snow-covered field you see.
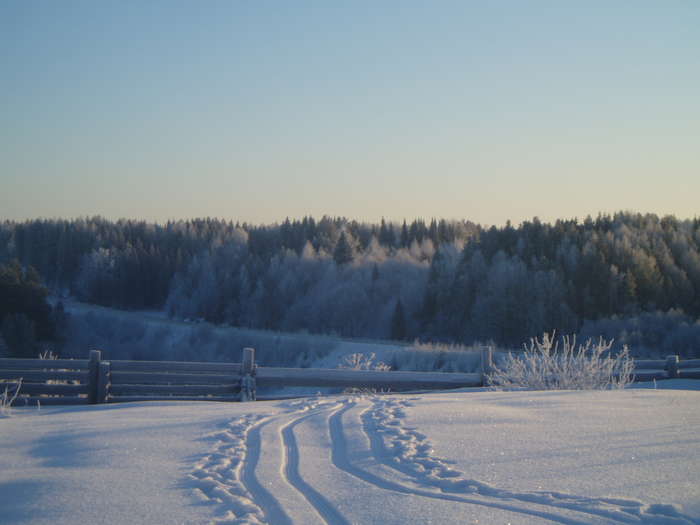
[1,382,699,524]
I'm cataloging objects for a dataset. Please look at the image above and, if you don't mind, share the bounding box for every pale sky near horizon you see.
[1,1,698,226]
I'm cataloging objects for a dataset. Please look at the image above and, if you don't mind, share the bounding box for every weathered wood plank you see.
[110,384,240,396]
[256,368,482,390]
[0,370,88,382]
[109,360,242,374]
[13,396,88,406]
[108,395,240,403]
[110,371,240,385]
[679,359,700,369]
[634,360,668,370]
[679,368,700,379]
[14,383,87,396]
[633,370,668,381]
[0,359,89,370]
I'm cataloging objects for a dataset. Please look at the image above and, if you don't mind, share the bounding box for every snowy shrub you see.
[487,333,634,390]
[337,353,391,394]
[38,348,58,360]
[0,378,22,417]
[338,352,391,371]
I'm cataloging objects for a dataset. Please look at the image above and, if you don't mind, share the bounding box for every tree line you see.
[1,213,699,356]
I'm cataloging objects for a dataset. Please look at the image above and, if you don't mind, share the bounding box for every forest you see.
[1,212,699,357]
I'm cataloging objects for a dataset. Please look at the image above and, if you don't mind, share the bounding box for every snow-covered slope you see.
[59,300,482,373]
[1,384,699,524]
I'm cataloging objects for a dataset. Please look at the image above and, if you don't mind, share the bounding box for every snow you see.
[1,384,699,524]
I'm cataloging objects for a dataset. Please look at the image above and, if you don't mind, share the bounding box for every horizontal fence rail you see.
[109,371,242,386]
[109,360,243,375]
[256,367,481,390]
[0,356,90,406]
[633,355,700,380]
[0,358,89,370]
[1,348,698,406]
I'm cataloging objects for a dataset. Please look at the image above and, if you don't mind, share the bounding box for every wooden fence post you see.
[666,355,679,378]
[240,347,256,402]
[97,361,111,403]
[481,346,494,386]
[88,350,101,404]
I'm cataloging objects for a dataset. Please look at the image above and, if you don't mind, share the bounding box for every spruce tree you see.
[333,232,354,266]
[379,218,395,247]
[1,313,37,357]
[400,220,409,247]
[391,299,407,341]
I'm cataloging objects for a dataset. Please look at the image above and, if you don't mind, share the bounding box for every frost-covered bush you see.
[338,352,391,371]
[0,379,22,417]
[38,348,58,360]
[488,333,634,390]
[337,353,391,394]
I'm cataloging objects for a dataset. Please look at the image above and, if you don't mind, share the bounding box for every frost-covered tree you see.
[333,232,354,266]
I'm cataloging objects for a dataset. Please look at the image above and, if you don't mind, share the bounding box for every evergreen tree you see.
[379,218,395,247]
[391,299,407,340]
[0,260,54,340]
[1,313,37,357]
[400,220,409,248]
[333,232,354,266]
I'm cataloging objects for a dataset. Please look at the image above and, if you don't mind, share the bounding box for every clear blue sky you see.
[2,1,698,225]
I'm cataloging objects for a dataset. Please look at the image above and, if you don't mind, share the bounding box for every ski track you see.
[242,416,293,525]
[280,405,351,525]
[189,397,347,525]
[328,400,590,525]
[363,396,698,525]
[189,395,698,525]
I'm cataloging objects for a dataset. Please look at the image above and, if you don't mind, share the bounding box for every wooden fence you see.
[0,349,254,406]
[629,355,700,381]
[1,348,698,406]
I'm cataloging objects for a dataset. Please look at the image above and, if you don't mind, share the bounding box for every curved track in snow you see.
[280,407,351,525]
[358,397,697,525]
[326,401,592,525]
[190,396,698,525]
